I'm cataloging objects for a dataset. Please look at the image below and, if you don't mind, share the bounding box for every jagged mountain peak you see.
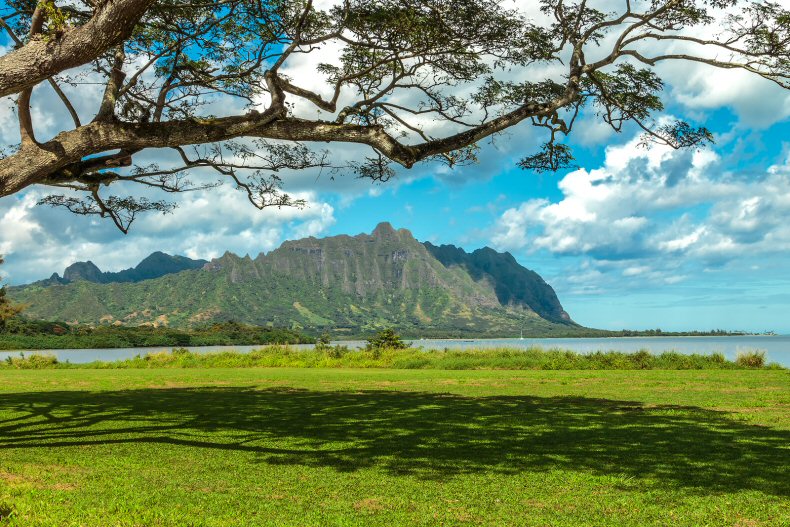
[371,221,414,240]
[372,221,396,236]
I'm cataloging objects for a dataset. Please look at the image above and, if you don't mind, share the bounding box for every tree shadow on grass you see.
[0,387,787,496]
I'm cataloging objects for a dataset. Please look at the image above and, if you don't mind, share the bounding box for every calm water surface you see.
[1,336,788,367]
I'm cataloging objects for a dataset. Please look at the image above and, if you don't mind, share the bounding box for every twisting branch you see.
[0,0,157,98]
[0,17,81,127]
[16,2,47,146]
[94,47,127,122]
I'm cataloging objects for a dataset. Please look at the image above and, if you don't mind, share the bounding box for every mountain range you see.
[31,251,208,286]
[10,223,578,336]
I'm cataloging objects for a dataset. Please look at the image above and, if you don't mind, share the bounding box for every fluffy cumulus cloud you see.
[492,131,790,289]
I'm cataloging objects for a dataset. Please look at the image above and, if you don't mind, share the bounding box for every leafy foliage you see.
[517,142,576,173]
[365,328,407,350]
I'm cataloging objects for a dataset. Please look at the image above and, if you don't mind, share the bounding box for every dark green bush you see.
[630,350,654,369]
[366,329,407,351]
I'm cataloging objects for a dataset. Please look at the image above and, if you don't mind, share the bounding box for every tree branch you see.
[0,0,156,98]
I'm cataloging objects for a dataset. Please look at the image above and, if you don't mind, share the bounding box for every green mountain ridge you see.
[10,223,579,336]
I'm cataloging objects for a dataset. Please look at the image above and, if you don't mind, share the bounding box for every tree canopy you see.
[0,0,787,231]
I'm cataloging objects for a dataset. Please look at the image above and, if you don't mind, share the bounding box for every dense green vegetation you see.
[1,346,779,370]
[0,367,787,526]
[0,320,312,350]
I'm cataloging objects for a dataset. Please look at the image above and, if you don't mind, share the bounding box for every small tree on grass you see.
[366,329,407,351]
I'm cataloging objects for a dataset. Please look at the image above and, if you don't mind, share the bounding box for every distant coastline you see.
[0,319,777,351]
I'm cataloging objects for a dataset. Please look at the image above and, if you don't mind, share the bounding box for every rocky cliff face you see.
[254,222,499,307]
[424,242,572,323]
[63,261,105,283]
[10,223,577,336]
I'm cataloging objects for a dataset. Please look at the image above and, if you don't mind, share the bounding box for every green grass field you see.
[0,367,788,526]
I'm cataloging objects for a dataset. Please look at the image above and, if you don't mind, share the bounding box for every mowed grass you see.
[0,367,788,526]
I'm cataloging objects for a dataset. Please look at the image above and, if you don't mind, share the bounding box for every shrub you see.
[366,329,407,351]
[3,353,58,369]
[316,333,332,347]
[630,350,654,369]
[326,345,350,359]
[736,349,766,368]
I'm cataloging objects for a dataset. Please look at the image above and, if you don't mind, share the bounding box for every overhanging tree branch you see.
[0,0,156,98]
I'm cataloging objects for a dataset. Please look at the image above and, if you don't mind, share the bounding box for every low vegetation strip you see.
[1,346,779,370]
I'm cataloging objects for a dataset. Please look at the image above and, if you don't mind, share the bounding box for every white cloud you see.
[492,129,790,288]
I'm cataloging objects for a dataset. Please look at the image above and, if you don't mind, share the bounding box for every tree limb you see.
[0,0,156,98]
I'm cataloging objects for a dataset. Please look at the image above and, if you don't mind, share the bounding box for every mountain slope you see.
[10,223,578,336]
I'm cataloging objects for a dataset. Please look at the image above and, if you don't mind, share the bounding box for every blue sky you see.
[2,3,790,333]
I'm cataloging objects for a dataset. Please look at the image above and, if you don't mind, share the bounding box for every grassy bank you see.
[0,367,787,526]
[1,345,781,370]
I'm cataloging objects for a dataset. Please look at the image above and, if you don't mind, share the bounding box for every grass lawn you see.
[0,367,787,526]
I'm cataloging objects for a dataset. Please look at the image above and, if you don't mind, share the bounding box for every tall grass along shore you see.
[1,346,780,370]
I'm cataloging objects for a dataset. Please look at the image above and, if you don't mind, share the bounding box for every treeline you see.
[389,328,756,339]
[589,328,752,337]
[0,319,313,350]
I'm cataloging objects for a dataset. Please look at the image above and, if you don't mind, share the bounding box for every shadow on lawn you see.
[0,387,787,495]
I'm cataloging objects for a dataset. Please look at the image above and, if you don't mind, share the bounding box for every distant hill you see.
[10,223,579,336]
[31,252,207,286]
